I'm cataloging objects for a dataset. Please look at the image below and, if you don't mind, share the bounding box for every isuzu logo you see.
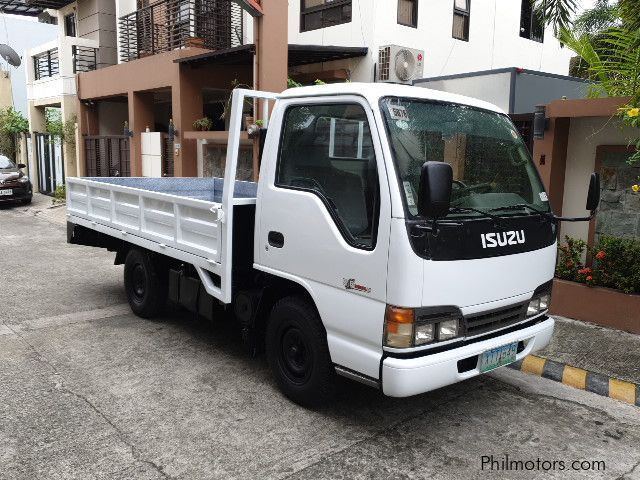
[481,230,526,249]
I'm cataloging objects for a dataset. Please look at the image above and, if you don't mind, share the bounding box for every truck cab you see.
[255,83,556,398]
[67,83,600,406]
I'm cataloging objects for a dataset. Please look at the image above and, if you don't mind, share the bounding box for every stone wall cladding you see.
[596,150,640,241]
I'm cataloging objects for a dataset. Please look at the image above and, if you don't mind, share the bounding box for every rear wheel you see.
[266,296,336,407]
[124,248,167,318]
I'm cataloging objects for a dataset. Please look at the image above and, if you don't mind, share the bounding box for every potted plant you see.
[192,117,213,132]
[247,119,265,139]
[185,37,205,48]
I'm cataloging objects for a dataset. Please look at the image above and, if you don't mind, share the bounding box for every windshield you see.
[381,97,549,218]
[0,155,16,169]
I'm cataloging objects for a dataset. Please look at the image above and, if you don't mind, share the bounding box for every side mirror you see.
[585,172,601,212]
[418,161,453,218]
[17,163,27,169]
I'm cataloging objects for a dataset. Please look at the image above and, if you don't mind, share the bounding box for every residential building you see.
[287,0,575,83]
[8,0,579,188]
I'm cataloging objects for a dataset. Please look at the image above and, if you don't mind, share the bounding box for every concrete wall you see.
[97,101,128,135]
[287,0,574,82]
[77,0,118,68]
[561,118,638,242]
[513,72,590,114]
[0,71,12,109]
[415,71,512,112]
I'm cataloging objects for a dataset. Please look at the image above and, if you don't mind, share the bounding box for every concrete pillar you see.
[128,91,155,177]
[61,95,79,177]
[254,0,288,114]
[533,117,570,216]
[172,75,203,177]
[27,103,46,192]
[77,99,99,177]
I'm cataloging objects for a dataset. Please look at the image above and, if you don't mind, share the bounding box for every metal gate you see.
[162,133,174,177]
[84,135,130,177]
[35,133,64,196]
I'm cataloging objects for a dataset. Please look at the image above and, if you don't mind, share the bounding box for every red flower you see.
[578,267,592,275]
[596,251,606,260]
[586,275,593,281]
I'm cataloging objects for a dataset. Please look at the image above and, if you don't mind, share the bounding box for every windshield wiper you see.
[448,207,508,228]
[488,204,552,217]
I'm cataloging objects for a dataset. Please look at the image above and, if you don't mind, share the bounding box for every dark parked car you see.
[0,154,32,205]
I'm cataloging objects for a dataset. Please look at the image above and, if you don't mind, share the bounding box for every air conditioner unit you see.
[377,45,424,84]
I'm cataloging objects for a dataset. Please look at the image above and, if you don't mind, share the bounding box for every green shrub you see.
[54,185,66,203]
[592,236,640,294]
[556,236,587,282]
[556,235,640,294]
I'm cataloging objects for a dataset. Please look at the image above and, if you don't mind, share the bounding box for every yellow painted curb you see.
[521,355,546,376]
[562,366,587,390]
[609,378,636,404]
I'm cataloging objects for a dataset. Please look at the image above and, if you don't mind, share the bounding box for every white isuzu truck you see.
[66,84,599,406]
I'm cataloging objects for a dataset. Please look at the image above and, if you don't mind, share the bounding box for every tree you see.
[0,107,29,160]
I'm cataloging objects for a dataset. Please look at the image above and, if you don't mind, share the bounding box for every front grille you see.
[464,303,528,337]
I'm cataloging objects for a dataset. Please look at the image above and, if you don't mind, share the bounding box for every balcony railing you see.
[33,48,59,80]
[72,45,97,73]
[119,0,244,62]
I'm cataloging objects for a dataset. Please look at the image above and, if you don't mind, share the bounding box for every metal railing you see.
[119,0,244,62]
[72,45,98,73]
[33,48,59,80]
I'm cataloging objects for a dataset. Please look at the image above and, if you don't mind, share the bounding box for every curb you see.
[508,355,640,407]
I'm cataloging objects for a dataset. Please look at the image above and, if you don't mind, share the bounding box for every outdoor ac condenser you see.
[377,45,424,84]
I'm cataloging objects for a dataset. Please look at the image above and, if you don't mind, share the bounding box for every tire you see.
[123,248,167,319]
[266,296,336,407]
[23,197,32,205]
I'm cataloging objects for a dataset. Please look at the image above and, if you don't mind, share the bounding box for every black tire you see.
[123,248,167,319]
[266,296,336,407]
[23,197,32,205]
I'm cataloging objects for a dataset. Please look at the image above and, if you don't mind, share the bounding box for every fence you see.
[84,135,130,177]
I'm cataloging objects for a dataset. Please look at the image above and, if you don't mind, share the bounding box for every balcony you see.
[119,0,244,62]
[27,37,98,103]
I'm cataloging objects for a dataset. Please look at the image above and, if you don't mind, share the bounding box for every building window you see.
[398,0,418,27]
[452,0,470,41]
[64,12,76,37]
[520,0,545,42]
[300,0,352,33]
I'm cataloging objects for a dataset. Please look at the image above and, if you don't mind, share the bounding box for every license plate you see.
[0,189,12,196]
[478,342,518,373]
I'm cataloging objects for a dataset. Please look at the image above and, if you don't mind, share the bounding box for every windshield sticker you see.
[396,120,409,130]
[403,181,416,207]
[539,192,549,202]
[388,104,410,121]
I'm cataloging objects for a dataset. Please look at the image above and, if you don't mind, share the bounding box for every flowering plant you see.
[556,236,640,294]
[619,105,640,166]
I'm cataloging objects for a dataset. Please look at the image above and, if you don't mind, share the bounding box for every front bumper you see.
[382,316,554,397]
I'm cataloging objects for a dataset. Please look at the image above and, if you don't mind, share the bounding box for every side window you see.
[277,104,379,249]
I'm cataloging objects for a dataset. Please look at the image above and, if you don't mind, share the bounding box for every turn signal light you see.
[384,306,463,348]
[384,306,414,348]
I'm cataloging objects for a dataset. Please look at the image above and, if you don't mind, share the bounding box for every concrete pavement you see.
[1,200,640,480]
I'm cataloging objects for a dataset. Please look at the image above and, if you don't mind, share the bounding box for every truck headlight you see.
[384,306,463,348]
[527,292,551,317]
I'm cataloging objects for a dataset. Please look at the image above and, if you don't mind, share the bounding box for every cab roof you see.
[278,82,504,114]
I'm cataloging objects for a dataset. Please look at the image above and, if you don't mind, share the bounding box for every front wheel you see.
[266,296,336,407]
[124,248,167,319]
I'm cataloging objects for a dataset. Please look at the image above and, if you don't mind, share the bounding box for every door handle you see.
[268,231,285,248]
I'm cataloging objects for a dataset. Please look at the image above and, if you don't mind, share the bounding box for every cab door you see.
[255,96,392,379]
